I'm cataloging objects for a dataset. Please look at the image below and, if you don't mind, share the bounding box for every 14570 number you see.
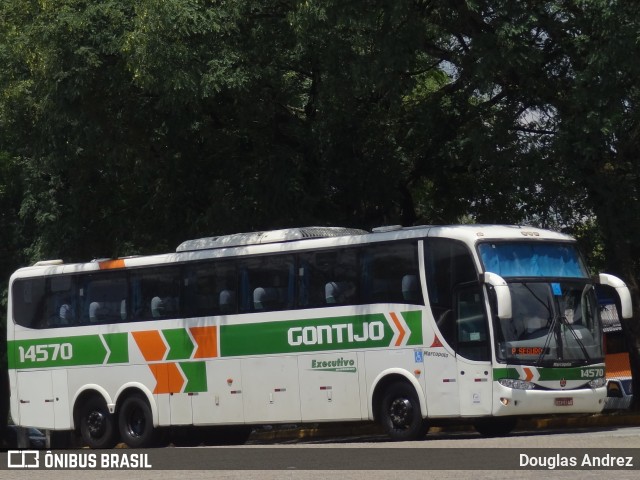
[18,343,73,363]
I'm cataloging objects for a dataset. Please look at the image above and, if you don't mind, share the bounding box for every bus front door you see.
[454,285,492,416]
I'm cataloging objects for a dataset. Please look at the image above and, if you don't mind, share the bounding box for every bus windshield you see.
[478,242,588,278]
[492,281,603,366]
[479,242,601,366]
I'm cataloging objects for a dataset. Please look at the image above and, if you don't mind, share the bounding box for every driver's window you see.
[424,239,479,350]
[456,285,490,361]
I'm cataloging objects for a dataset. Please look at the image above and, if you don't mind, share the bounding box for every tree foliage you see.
[2,0,640,404]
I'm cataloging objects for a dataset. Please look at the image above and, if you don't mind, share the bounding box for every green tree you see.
[2,0,640,410]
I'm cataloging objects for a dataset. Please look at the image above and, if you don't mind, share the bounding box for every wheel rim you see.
[388,397,413,429]
[87,410,106,438]
[126,406,146,438]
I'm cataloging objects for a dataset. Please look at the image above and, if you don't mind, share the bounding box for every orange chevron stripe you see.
[523,367,534,382]
[150,363,184,394]
[389,312,405,346]
[132,330,166,362]
[190,326,218,359]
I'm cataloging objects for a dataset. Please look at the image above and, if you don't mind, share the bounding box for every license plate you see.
[555,397,573,406]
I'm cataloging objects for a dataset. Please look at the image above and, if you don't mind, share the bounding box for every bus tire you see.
[79,396,119,449]
[379,382,428,441]
[118,394,156,448]
[474,417,517,437]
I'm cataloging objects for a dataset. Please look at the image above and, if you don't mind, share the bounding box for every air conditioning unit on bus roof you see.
[176,226,368,252]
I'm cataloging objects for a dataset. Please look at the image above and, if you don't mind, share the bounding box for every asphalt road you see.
[3,425,640,480]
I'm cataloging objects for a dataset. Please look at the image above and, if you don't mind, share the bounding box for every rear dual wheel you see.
[118,394,159,448]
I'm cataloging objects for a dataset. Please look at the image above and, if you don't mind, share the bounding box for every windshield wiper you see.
[558,315,591,363]
[535,312,558,366]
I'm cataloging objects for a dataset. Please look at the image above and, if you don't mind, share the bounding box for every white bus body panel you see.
[192,359,244,425]
[241,356,301,423]
[298,352,362,421]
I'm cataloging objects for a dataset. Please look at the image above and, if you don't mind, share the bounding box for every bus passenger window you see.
[218,289,236,314]
[130,267,181,321]
[361,242,422,305]
[47,275,76,327]
[12,278,47,329]
[325,281,355,305]
[81,273,128,324]
[239,255,294,313]
[184,261,237,317]
[298,249,359,308]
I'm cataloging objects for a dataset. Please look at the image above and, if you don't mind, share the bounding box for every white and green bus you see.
[7,225,633,447]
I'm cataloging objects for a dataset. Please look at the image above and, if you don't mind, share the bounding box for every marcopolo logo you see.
[310,357,357,373]
[288,321,385,346]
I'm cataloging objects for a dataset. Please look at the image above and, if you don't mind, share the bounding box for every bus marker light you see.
[500,398,509,406]
[414,369,421,377]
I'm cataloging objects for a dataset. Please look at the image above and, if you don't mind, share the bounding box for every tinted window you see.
[130,267,182,321]
[361,242,422,305]
[12,278,46,328]
[424,239,479,349]
[298,249,359,308]
[79,272,128,324]
[455,284,490,361]
[184,261,238,316]
[46,276,77,327]
[239,255,295,312]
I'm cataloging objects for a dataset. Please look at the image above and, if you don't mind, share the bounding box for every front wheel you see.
[79,396,119,449]
[379,382,428,441]
[118,394,157,448]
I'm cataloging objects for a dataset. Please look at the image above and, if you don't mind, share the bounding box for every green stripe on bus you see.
[8,335,108,369]
[7,310,423,368]
[180,361,207,393]
[163,328,195,361]
[220,311,422,357]
[103,333,129,364]
[402,311,422,345]
[493,365,605,381]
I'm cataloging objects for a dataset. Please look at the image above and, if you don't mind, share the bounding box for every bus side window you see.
[240,255,295,313]
[12,278,47,329]
[81,273,128,324]
[184,261,237,317]
[298,249,359,308]
[130,267,181,321]
[361,242,422,305]
[424,238,479,349]
[47,275,76,328]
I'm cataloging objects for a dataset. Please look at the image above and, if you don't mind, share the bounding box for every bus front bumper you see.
[492,384,607,416]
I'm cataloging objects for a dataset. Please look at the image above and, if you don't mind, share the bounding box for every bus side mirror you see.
[481,272,512,320]
[597,274,633,319]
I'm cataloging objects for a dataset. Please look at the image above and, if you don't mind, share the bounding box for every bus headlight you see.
[588,378,606,389]
[499,378,536,390]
